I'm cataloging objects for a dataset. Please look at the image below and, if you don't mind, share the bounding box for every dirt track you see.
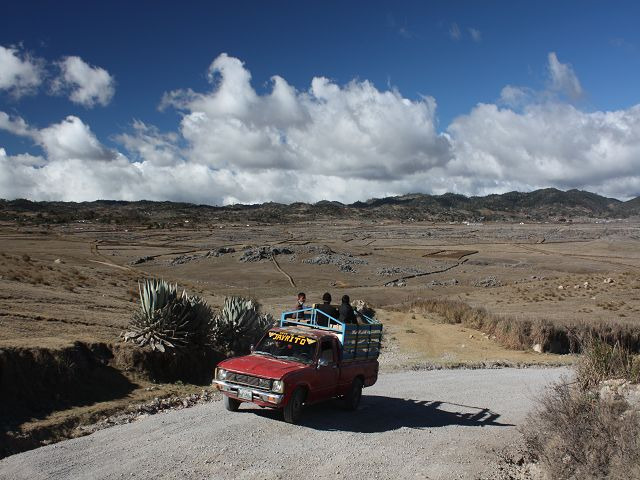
[0,368,568,480]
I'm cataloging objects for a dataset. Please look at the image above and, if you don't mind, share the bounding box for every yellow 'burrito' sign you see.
[268,331,317,346]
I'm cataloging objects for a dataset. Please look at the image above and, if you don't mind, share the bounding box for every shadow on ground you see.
[244,395,514,432]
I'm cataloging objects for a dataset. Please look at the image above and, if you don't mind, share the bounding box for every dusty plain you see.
[1,219,639,453]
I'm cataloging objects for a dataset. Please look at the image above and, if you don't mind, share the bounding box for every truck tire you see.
[224,395,241,412]
[344,378,363,411]
[283,387,305,424]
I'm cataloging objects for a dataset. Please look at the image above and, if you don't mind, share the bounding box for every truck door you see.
[311,338,338,401]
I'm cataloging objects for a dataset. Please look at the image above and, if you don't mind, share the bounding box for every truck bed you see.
[279,307,382,361]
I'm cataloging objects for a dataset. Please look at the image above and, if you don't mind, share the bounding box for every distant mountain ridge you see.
[1,188,638,225]
[352,188,624,215]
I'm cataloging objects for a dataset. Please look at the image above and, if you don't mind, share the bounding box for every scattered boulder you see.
[377,266,427,276]
[130,255,153,265]
[303,253,367,273]
[168,247,237,266]
[599,379,640,410]
[472,276,502,288]
[239,247,269,263]
[384,279,407,287]
[206,247,235,257]
[532,343,543,353]
[558,285,564,290]
[239,246,293,263]
[170,254,200,266]
[603,277,615,284]
[300,245,333,254]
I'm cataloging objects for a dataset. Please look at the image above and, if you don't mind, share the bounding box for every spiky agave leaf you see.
[123,278,213,352]
[209,296,274,355]
[138,278,178,319]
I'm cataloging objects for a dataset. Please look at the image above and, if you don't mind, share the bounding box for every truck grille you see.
[227,373,272,391]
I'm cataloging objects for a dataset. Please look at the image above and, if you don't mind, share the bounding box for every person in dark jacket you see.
[339,295,357,324]
[288,292,308,320]
[315,292,338,327]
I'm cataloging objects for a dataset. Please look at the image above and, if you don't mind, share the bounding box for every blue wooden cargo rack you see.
[279,307,382,360]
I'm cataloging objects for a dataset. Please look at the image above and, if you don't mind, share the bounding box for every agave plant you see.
[123,278,213,353]
[209,296,274,355]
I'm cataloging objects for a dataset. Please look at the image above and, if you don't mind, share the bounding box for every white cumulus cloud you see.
[448,102,640,198]
[161,53,451,183]
[0,111,33,137]
[1,52,640,204]
[0,112,116,162]
[0,45,43,97]
[52,56,115,107]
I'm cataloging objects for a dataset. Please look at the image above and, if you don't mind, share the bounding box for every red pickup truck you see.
[213,307,382,423]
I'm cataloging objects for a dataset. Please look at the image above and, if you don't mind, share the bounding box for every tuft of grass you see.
[575,336,640,390]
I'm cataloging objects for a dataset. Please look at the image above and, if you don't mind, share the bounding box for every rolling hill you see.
[1,188,638,225]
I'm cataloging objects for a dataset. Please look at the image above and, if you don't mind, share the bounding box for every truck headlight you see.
[272,380,284,393]
[216,368,228,381]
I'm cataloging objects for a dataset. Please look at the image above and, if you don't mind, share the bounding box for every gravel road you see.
[0,368,568,480]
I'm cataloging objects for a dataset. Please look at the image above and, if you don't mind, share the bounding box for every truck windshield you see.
[254,336,316,365]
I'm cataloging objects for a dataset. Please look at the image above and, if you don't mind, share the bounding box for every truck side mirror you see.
[317,358,329,368]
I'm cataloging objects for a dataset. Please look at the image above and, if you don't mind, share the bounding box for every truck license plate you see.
[238,388,252,400]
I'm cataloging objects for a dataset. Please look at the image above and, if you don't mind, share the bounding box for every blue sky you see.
[1,1,640,204]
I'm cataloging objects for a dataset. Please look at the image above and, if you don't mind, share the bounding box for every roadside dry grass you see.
[523,338,640,479]
[401,299,640,354]
[377,309,573,370]
[574,337,640,390]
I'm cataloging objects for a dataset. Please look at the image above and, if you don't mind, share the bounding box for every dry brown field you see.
[2,220,639,347]
[1,219,639,453]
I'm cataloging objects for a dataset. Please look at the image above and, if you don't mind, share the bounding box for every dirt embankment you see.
[0,342,221,458]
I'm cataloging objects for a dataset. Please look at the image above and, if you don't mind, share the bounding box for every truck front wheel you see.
[283,387,305,424]
[224,395,241,412]
[345,378,363,411]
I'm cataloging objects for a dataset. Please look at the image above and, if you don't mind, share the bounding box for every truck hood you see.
[219,354,308,379]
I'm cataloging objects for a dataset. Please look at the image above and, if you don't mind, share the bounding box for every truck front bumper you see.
[212,380,284,406]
